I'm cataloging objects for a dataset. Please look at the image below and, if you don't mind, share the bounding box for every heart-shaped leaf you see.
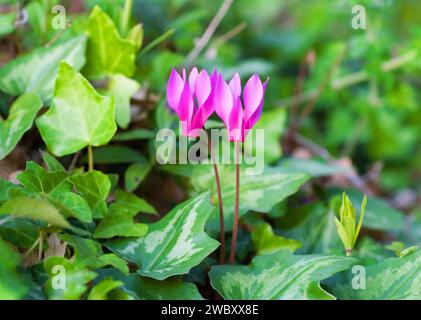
[209,250,357,300]
[84,6,138,79]
[0,36,86,102]
[68,171,111,218]
[36,62,116,157]
[94,203,148,239]
[107,193,219,280]
[0,93,42,160]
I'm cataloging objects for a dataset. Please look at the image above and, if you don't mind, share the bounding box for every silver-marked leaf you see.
[329,251,421,299]
[68,171,111,218]
[0,197,70,228]
[0,35,86,102]
[209,250,357,300]
[0,93,42,160]
[107,193,219,280]
[84,6,137,79]
[205,166,310,232]
[36,62,116,157]
[107,74,140,129]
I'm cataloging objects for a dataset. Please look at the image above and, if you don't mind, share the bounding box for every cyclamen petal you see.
[189,67,198,94]
[228,96,244,142]
[229,73,241,99]
[213,74,233,127]
[177,81,194,123]
[166,68,184,111]
[194,70,211,107]
[243,74,264,122]
[244,78,269,131]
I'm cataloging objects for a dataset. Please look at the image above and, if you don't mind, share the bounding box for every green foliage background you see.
[0,0,420,300]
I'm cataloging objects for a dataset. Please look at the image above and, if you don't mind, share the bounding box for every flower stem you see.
[229,141,241,265]
[208,136,225,264]
[88,145,94,172]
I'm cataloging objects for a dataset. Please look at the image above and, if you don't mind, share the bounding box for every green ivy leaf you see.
[0,197,70,228]
[107,193,219,280]
[44,256,97,300]
[84,6,138,79]
[88,278,124,300]
[114,190,157,216]
[0,237,28,299]
[112,129,156,141]
[0,36,86,102]
[68,171,111,218]
[41,151,66,172]
[330,251,421,299]
[94,204,148,239]
[107,74,140,129]
[36,62,116,157]
[0,93,43,160]
[252,223,301,254]
[209,250,357,300]
[89,146,145,164]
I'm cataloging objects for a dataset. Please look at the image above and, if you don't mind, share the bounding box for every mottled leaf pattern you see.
[210,250,357,300]
[107,193,219,280]
[0,36,86,102]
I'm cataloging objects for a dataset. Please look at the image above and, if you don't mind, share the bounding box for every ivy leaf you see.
[329,251,421,299]
[84,6,137,79]
[94,204,148,239]
[0,36,86,102]
[114,190,157,216]
[68,171,111,218]
[209,250,357,300]
[88,278,124,300]
[17,161,70,195]
[44,257,97,300]
[41,150,66,172]
[0,196,70,228]
[0,93,43,160]
[206,167,310,232]
[251,223,301,254]
[107,74,140,129]
[107,193,219,280]
[0,178,22,203]
[87,254,130,276]
[90,146,145,164]
[112,129,156,141]
[36,62,116,157]
[16,162,93,223]
[0,237,28,299]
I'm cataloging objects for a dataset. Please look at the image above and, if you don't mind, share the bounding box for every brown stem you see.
[208,137,225,264]
[88,145,94,172]
[229,141,241,265]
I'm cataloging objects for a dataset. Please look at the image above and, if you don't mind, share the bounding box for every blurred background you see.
[1,0,420,210]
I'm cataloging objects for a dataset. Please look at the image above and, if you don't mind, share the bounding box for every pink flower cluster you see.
[166,67,268,142]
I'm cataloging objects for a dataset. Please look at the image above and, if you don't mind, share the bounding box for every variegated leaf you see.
[107,193,219,280]
[209,250,357,300]
[329,251,421,299]
[0,36,86,102]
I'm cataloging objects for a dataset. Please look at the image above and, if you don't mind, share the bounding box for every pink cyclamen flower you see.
[214,73,269,142]
[166,67,217,137]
